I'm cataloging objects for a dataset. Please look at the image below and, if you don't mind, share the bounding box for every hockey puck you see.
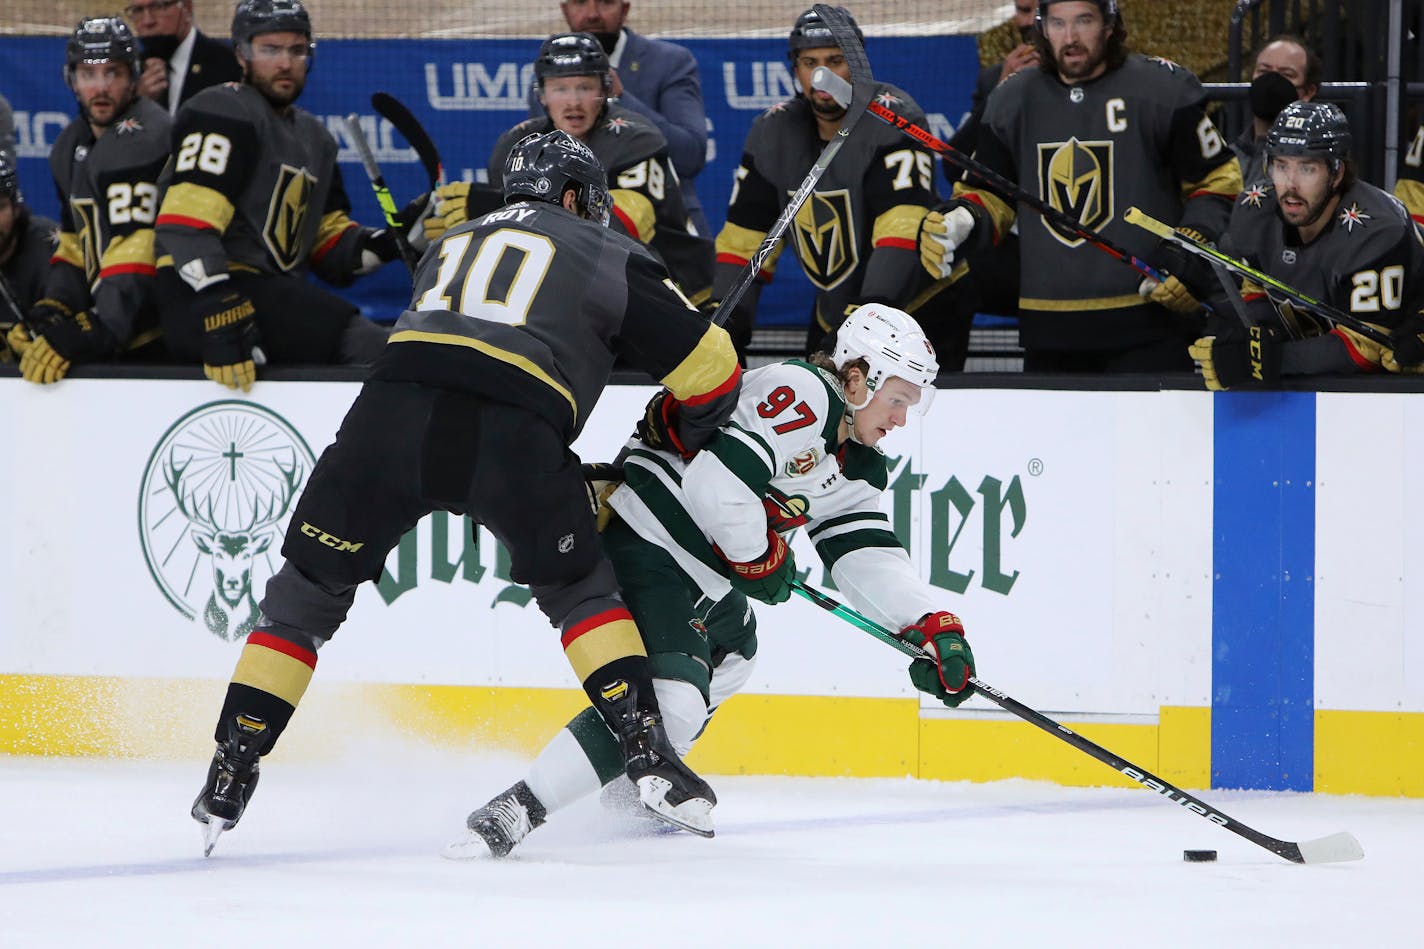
[1183,850,1218,862]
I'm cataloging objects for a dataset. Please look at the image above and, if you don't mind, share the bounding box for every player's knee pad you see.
[653,677,709,756]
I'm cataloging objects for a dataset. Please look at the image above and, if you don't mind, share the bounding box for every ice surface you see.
[0,752,1413,947]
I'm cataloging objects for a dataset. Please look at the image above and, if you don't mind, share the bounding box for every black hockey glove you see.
[21,305,117,385]
[1188,324,1282,391]
[1384,313,1424,372]
[356,227,400,275]
[195,285,260,392]
[1139,228,1211,316]
[582,462,624,531]
[634,389,697,460]
[900,611,975,708]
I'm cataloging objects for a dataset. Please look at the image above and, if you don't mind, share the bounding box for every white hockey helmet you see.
[833,304,938,413]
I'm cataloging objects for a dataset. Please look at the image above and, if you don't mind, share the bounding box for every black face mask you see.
[138,33,181,62]
[1249,70,1299,122]
[592,31,620,55]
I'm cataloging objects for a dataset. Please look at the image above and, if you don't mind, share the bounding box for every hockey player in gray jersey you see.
[430,33,713,306]
[713,7,944,359]
[447,304,976,859]
[7,17,171,385]
[920,0,1241,373]
[153,0,394,392]
[1187,102,1424,388]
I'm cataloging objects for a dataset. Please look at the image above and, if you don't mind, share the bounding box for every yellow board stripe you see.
[562,618,646,682]
[231,642,316,709]
[1316,708,1424,796]
[388,329,578,421]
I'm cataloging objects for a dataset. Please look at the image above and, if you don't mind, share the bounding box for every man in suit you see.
[532,1,710,235]
[127,0,243,115]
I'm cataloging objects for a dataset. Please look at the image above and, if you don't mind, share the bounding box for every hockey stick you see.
[850,89,1171,286]
[342,112,422,274]
[790,580,1365,865]
[372,92,443,191]
[1125,206,1394,348]
[713,3,873,326]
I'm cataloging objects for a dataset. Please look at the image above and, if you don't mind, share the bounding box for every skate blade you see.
[198,817,227,857]
[440,830,500,861]
[637,776,715,838]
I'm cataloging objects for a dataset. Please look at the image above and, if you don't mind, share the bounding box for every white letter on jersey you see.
[1196,116,1224,159]
[1106,99,1127,133]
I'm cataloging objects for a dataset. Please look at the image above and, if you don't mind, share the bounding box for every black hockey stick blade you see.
[342,112,421,274]
[713,4,873,325]
[789,580,1365,865]
[372,92,443,190]
[1125,205,1392,347]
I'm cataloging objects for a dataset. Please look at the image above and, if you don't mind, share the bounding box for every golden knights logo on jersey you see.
[792,188,859,290]
[1037,138,1115,247]
[70,197,102,283]
[264,164,319,271]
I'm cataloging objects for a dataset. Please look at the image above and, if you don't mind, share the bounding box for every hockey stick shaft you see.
[1125,206,1393,347]
[790,580,1363,864]
[714,4,873,326]
[372,92,443,191]
[342,113,421,274]
[0,272,27,327]
[863,99,1168,284]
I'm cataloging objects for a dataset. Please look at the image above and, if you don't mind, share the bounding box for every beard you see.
[809,95,846,122]
[1276,187,1335,230]
[1053,41,1107,80]
[247,68,305,108]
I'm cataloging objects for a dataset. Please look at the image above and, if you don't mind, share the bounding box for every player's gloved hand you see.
[18,308,112,384]
[582,462,625,531]
[6,321,34,358]
[196,285,260,392]
[356,227,400,275]
[1139,227,1208,314]
[397,192,434,254]
[634,389,695,460]
[1188,324,1282,391]
[18,335,71,384]
[1383,313,1424,373]
[424,182,473,245]
[918,205,976,280]
[900,611,975,708]
[717,529,796,605]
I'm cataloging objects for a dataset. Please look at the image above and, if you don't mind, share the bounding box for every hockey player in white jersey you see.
[446,303,976,858]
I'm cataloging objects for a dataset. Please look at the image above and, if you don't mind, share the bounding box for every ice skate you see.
[191,713,271,856]
[618,712,716,838]
[442,781,547,860]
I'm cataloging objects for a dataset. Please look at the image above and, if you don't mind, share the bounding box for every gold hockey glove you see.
[918,205,976,280]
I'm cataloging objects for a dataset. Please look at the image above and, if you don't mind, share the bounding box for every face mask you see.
[138,33,181,61]
[1250,70,1299,122]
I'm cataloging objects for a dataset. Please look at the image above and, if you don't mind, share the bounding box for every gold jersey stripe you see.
[610,189,657,243]
[661,324,739,403]
[53,232,84,269]
[715,221,785,276]
[561,618,646,682]
[952,183,1015,243]
[388,329,578,421]
[231,641,316,708]
[1020,292,1146,312]
[314,210,354,257]
[1181,160,1243,202]
[158,181,235,232]
[872,204,929,245]
[99,230,156,271]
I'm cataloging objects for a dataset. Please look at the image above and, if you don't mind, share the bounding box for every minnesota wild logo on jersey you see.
[264,164,318,271]
[1037,137,1115,246]
[792,189,859,289]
